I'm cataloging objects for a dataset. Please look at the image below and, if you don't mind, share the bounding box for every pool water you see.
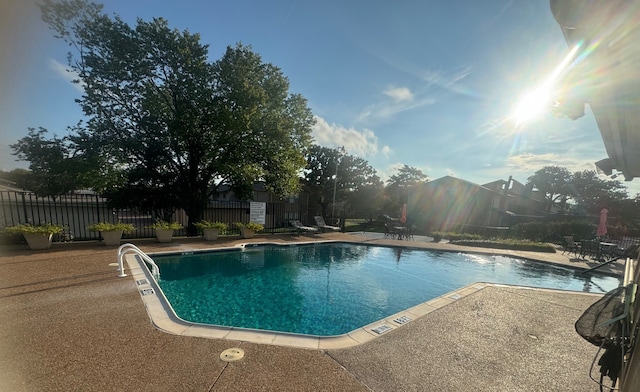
[152,242,620,336]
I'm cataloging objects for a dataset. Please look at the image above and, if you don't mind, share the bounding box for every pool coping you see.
[124,241,607,350]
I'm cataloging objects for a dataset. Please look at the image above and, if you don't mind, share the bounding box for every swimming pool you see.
[150,242,619,337]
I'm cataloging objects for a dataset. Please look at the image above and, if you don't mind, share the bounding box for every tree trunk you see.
[320,202,328,219]
[185,195,206,237]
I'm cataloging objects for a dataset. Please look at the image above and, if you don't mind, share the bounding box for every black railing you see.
[0,191,314,241]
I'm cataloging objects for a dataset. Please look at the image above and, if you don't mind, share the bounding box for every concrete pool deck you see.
[0,233,624,391]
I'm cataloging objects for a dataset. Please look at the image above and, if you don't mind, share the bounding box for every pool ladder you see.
[116,243,160,279]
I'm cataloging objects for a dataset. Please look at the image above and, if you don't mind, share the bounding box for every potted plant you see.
[5,223,64,250]
[149,220,183,243]
[88,222,135,246]
[234,222,264,239]
[194,220,227,241]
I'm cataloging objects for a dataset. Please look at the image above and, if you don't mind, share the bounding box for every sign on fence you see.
[249,202,266,224]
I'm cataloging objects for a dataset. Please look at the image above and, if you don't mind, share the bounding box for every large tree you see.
[23,0,314,234]
[527,166,573,212]
[11,126,111,196]
[570,170,628,215]
[304,145,382,218]
[385,165,429,214]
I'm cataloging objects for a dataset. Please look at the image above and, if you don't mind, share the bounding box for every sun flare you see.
[512,85,553,126]
[510,44,582,126]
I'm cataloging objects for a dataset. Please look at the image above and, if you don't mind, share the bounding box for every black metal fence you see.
[0,191,314,241]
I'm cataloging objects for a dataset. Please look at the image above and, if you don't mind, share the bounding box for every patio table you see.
[599,242,618,262]
[394,226,410,240]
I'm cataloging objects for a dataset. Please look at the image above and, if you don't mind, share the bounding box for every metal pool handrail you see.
[116,243,160,279]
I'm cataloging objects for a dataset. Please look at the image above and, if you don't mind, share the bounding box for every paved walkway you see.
[0,233,623,391]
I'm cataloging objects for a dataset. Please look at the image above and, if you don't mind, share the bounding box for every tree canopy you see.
[16,0,314,234]
[570,169,628,214]
[303,145,382,218]
[386,165,429,188]
[10,126,113,196]
[527,166,573,212]
[385,165,429,214]
[527,165,631,219]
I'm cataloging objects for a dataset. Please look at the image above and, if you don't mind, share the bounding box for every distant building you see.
[210,181,309,204]
[408,175,546,232]
[0,178,25,192]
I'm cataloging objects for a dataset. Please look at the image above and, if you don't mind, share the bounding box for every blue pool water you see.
[152,242,620,336]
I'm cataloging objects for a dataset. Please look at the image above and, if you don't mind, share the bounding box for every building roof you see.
[0,178,26,192]
[425,175,497,193]
[550,0,640,180]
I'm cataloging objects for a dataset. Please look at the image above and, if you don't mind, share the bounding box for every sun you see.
[510,43,583,127]
[511,85,553,126]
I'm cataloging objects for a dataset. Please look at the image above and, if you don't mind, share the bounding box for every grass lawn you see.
[343,219,385,233]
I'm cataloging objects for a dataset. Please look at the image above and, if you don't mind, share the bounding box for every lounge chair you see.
[289,220,318,235]
[313,216,340,232]
[612,242,640,261]
[581,244,640,274]
[614,236,640,256]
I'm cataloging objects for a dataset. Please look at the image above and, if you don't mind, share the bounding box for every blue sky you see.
[2,0,637,195]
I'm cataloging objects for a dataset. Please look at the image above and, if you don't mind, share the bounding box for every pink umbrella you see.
[400,203,407,224]
[597,208,608,237]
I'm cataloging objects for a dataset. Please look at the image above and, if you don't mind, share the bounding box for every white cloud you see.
[355,67,472,125]
[383,86,413,102]
[376,162,405,183]
[356,95,435,124]
[420,66,474,96]
[312,115,390,158]
[48,58,84,92]
[505,152,596,174]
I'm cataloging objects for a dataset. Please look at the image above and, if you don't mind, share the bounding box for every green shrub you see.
[5,223,63,235]
[451,239,556,253]
[509,222,548,241]
[509,220,593,242]
[430,231,482,241]
[194,220,228,232]
[148,220,183,230]
[234,222,264,232]
[88,222,135,233]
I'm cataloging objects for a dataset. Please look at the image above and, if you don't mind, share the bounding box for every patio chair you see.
[579,239,600,260]
[384,223,399,239]
[289,220,318,235]
[395,226,411,241]
[313,216,340,232]
[405,225,416,241]
[562,236,580,257]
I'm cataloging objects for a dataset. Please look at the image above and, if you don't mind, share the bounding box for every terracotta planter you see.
[100,230,123,246]
[239,227,255,239]
[23,232,53,250]
[202,228,220,241]
[154,228,174,243]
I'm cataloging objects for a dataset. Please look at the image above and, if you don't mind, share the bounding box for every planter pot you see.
[100,230,123,246]
[23,232,53,250]
[239,227,255,239]
[154,228,174,243]
[202,228,220,241]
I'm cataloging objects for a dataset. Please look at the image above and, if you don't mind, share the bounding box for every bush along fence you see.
[0,191,314,243]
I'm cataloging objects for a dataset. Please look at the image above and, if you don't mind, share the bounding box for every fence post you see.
[95,194,101,223]
[21,192,28,223]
